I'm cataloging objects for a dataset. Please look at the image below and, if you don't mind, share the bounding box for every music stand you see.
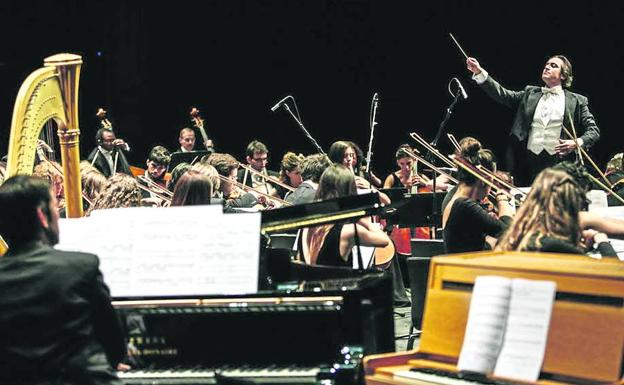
[168,150,211,172]
[385,192,444,228]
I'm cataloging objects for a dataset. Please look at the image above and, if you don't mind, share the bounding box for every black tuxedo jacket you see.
[480,75,600,149]
[87,147,132,178]
[0,241,125,383]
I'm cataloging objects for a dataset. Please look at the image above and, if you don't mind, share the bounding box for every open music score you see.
[56,205,261,297]
[364,251,624,385]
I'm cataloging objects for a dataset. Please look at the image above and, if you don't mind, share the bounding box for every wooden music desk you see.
[365,251,624,384]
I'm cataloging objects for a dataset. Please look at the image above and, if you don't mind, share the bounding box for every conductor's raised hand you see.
[466,57,483,75]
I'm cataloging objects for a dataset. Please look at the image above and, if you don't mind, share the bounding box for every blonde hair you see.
[496,168,584,252]
[279,152,304,183]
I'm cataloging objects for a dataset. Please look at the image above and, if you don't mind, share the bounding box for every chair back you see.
[407,239,445,329]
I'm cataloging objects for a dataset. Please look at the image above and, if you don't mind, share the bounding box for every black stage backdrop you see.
[1,0,623,180]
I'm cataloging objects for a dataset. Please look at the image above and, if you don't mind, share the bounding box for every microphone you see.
[270,96,291,112]
[455,78,468,99]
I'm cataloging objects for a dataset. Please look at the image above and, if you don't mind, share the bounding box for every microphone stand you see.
[424,86,463,239]
[282,104,326,155]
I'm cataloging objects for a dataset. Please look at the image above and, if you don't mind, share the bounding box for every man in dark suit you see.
[467,55,600,186]
[0,175,126,384]
[87,128,132,177]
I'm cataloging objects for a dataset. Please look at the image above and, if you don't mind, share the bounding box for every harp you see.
[1,53,84,255]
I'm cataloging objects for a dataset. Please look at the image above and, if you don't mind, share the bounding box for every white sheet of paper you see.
[457,276,512,374]
[56,205,260,297]
[493,279,556,382]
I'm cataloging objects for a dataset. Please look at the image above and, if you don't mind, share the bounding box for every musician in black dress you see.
[297,164,390,267]
[443,143,514,253]
[0,175,125,384]
[496,167,616,257]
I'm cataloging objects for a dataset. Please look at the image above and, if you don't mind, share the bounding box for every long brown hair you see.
[307,165,357,262]
[171,170,213,206]
[496,168,584,251]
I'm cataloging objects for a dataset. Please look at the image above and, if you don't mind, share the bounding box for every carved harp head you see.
[1,54,84,255]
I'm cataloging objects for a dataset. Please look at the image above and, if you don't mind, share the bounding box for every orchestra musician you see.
[177,127,196,153]
[170,170,214,206]
[80,161,107,211]
[496,166,617,257]
[167,162,193,192]
[467,55,600,186]
[33,160,66,214]
[207,152,262,209]
[143,146,171,189]
[86,173,143,215]
[443,142,514,253]
[286,153,332,205]
[277,152,304,199]
[604,153,624,206]
[87,128,132,177]
[237,140,279,195]
[0,175,125,384]
[441,136,481,212]
[297,164,391,267]
[327,141,391,205]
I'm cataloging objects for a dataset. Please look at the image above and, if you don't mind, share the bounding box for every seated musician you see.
[383,144,449,192]
[443,142,514,253]
[441,136,481,212]
[86,173,143,215]
[277,151,304,199]
[604,152,624,206]
[237,140,279,196]
[496,166,617,257]
[170,170,214,206]
[297,164,391,267]
[328,140,390,205]
[167,162,192,192]
[143,145,171,188]
[87,127,132,177]
[206,152,263,209]
[0,175,125,384]
[286,153,332,205]
[33,160,65,214]
[80,161,107,211]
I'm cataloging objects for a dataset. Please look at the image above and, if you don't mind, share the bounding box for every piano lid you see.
[260,192,383,233]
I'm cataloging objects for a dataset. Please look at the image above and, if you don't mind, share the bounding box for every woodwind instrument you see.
[238,163,295,192]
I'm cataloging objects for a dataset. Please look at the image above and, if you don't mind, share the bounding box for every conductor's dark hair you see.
[0,175,52,246]
[95,127,114,144]
[551,54,573,88]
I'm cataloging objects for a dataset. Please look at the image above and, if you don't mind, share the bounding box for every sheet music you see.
[493,278,556,382]
[56,206,260,297]
[457,276,511,374]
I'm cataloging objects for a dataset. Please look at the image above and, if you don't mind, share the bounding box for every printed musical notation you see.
[56,205,261,297]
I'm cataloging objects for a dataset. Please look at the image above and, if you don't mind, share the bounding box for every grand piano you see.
[115,272,395,385]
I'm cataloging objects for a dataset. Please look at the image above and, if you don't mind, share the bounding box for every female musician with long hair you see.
[298,164,391,267]
[496,167,616,256]
[277,152,304,199]
[86,174,142,215]
[170,170,214,206]
[443,142,514,253]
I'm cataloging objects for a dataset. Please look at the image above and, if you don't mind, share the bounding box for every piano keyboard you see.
[393,368,521,385]
[117,365,320,384]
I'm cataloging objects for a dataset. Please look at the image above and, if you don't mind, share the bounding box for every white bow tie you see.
[541,86,562,96]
